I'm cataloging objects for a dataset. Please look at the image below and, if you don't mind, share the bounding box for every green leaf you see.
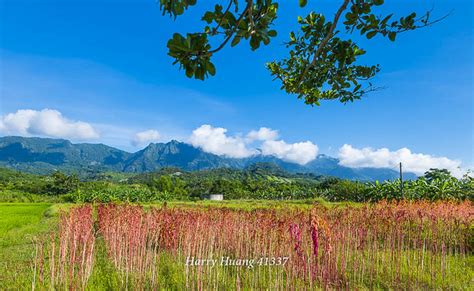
[250,36,260,50]
[299,0,308,8]
[202,12,214,24]
[231,36,241,47]
[381,14,393,26]
[289,31,296,41]
[195,66,205,80]
[185,66,194,78]
[207,62,216,76]
[366,31,377,39]
[388,31,396,41]
[354,47,365,56]
[268,30,277,37]
[373,0,384,6]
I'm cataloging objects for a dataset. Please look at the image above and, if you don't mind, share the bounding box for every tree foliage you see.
[159,0,446,105]
[45,171,80,195]
[1,166,471,203]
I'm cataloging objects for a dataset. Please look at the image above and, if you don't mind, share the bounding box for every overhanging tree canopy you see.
[159,0,446,105]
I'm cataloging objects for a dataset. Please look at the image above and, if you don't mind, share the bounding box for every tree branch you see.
[248,0,256,32]
[353,8,452,36]
[213,0,234,35]
[297,0,350,86]
[311,0,350,66]
[206,0,253,55]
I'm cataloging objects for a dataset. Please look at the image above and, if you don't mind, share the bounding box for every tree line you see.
[0,165,471,203]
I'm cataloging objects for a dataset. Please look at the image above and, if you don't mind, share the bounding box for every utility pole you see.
[399,162,403,199]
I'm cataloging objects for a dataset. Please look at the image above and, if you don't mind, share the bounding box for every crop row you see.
[33,200,473,289]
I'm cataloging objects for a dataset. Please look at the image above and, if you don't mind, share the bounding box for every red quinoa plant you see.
[34,200,473,289]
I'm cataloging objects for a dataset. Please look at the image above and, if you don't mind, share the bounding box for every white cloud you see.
[338,144,465,177]
[189,125,319,164]
[189,125,256,158]
[261,140,319,165]
[246,127,279,141]
[0,109,99,140]
[132,129,161,146]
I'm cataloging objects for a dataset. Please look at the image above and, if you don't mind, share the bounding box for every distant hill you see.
[123,140,242,172]
[0,136,417,181]
[0,136,130,174]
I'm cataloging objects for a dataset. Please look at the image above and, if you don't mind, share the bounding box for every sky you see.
[0,0,472,176]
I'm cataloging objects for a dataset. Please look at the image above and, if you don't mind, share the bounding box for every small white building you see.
[203,194,224,201]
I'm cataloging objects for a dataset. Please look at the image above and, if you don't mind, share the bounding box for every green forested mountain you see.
[123,140,242,172]
[0,136,130,173]
[0,136,416,181]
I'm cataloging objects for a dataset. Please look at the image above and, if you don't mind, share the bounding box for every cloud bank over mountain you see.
[132,129,161,146]
[189,125,256,159]
[0,108,468,174]
[189,125,318,165]
[338,144,464,178]
[261,140,318,165]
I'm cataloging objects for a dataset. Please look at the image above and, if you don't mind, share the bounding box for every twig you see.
[207,0,253,55]
[298,0,351,86]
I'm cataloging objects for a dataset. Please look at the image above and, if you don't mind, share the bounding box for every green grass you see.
[0,203,60,289]
[146,198,362,211]
[0,190,66,203]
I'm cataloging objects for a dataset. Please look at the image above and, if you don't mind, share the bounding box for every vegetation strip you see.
[31,201,473,289]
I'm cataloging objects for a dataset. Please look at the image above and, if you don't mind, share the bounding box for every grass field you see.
[1,201,473,290]
[147,198,362,210]
[0,203,59,289]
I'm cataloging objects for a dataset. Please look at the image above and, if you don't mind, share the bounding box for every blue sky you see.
[0,0,472,174]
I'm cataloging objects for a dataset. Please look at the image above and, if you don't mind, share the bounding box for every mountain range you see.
[0,136,416,181]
